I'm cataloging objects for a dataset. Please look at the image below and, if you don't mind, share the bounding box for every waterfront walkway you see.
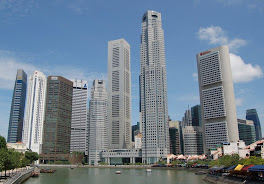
[0,167,31,184]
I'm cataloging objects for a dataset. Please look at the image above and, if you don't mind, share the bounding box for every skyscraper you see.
[108,38,132,149]
[238,119,256,146]
[41,76,73,162]
[191,105,202,127]
[70,79,88,155]
[7,69,27,143]
[23,71,46,154]
[182,110,192,127]
[182,126,203,156]
[140,10,169,164]
[246,109,262,141]
[197,45,239,151]
[88,79,108,165]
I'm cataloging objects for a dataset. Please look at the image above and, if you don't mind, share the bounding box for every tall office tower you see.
[238,119,256,146]
[70,79,88,155]
[169,127,181,155]
[88,79,108,165]
[23,71,46,154]
[246,109,262,141]
[108,38,132,149]
[182,126,203,156]
[42,76,73,159]
[132,122,140,142]
[140,10,169,164]
[191,105,202,127]
[182,110,192,127]
[7,69,27,143]
[197,45,239,151]
[169,120,182,154]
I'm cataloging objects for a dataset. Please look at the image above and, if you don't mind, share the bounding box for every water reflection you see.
[25,167,210,184]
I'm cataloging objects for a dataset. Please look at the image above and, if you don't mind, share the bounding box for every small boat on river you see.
[31,171,40,177]
[146,169,152,172]
[40,169,56,173]
[116,171,121,174]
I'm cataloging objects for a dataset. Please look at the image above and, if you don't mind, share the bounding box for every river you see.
[24,167,210,184]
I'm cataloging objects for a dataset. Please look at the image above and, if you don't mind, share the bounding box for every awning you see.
[241,165,254,171]
[234,164,244,171]
[225,165,236,171]
[209,165,225,171]
[248,165,264,172]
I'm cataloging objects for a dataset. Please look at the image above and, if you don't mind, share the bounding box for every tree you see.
[0,135,7,150]
[24,150,39,164]
[0,149,20,177]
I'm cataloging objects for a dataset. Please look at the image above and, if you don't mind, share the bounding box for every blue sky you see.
[0,0,263,139]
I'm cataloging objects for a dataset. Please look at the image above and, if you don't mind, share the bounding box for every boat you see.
[195,171,207,175]
[116,171,121,174]
[31,171,40,177]
[146,169,152,172]
[40,169,56,173]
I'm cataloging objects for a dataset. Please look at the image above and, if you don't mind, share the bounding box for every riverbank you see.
[37,164,206,171]
[204,174,264,184]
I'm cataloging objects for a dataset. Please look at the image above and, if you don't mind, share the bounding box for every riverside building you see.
[107,38,132,149]
[238,119,256,146]
[70,79,88,155]
[197,45,239,151]
[88,79,108,165]
[140,10,169,164]
[40,76,73,163]
[7,69,27,143]
[23,71,47,154]
[246,109,262,141]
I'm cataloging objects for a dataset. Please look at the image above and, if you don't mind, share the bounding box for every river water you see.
[24,167,210,184]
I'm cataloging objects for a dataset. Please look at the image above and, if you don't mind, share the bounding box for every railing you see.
[4,168,33,184]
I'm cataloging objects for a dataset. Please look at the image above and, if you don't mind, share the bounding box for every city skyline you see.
[0,1,264,139]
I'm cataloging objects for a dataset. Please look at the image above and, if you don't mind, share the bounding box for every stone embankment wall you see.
[4,169,33,184]
[204,174,263,184]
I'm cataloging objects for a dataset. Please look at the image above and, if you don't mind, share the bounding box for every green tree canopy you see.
[0,135,7,149]
[25,150,39,164]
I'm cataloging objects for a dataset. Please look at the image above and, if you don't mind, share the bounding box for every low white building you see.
[210,141,249,160]
[7,142,26,153]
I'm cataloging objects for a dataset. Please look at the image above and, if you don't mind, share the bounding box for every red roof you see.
[241,165,254,171]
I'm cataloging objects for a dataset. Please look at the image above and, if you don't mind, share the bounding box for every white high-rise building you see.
[197,45,239,151]
[88,79,108,165]
[23,71,46,154]
[140,10,169,164]
[70,79,88,155]
[108,38,132,149]
[182,126,203,156]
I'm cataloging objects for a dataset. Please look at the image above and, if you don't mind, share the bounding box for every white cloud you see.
[0,0,38,18]
[230,53,263,83]
[235,98,243,106]
[192,73,198,81]
[0,52,106,90]
[197,26,247,52]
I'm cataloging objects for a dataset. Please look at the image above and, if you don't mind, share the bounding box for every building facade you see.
[132,122,140,142]
[246,109,262,141]
[238,119,256,146]
[191,105,202,127]
[107,38,132,149]
[197,45,239,151]
[88,79,108,165]
[7,69,27,143]
[140,10,169,164]
[169,127,181,155]
[70,79,88,155]
[182,126,203,155]
[23,71,46,154]
[41,76,73,162]
[182,110,192,127]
